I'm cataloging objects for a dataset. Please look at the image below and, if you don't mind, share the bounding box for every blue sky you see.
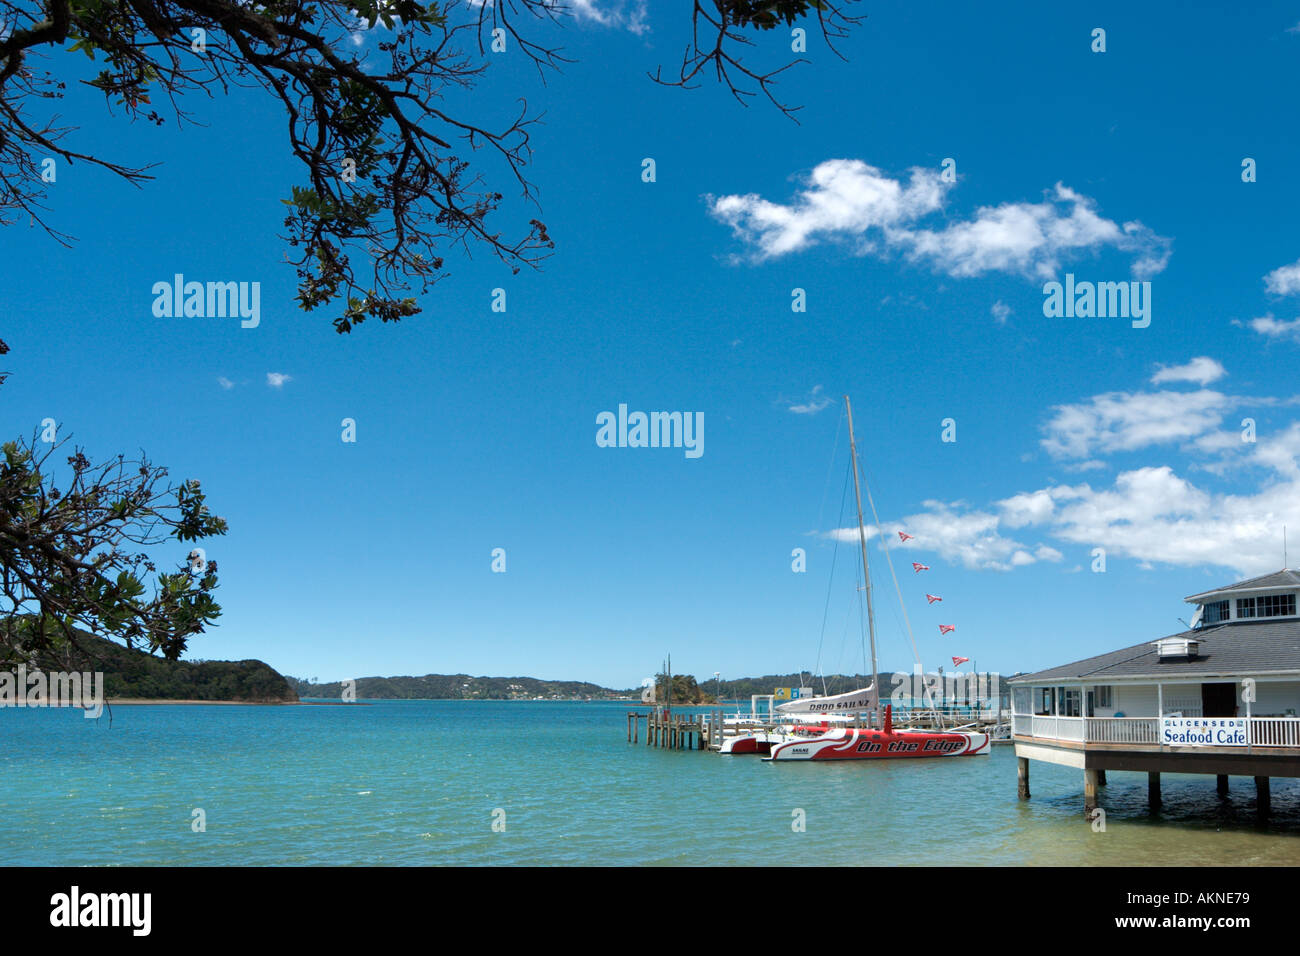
[5,1,1300,687]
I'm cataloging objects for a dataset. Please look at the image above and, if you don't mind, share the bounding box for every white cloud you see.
[1150,356,1226,387]
[1247,313,1300,341]
[895,183,1171,280]
[266,372,292,388]
[829,502,1041,571]
[473,0,649,33]
[709,161,1170,281]
[788,385,833,415]
[217,377,235,390]
[1040,388,1231,459]
[570,0,649,34]
[1064,459,1108,473]
[1266,258,1300,295]
[998,489,1056,528]
[710,160,944,259]
[991,300,1011,324]
[891,389,1300,577]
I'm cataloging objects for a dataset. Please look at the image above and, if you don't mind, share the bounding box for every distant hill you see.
[285,672,893,703]
[287,674,634,701]
[15,627,298,703]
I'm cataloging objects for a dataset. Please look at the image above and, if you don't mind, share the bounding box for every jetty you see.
[626,698,1011,752]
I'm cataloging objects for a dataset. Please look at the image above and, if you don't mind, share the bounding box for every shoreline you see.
[100,697,658,705]
[106,698,308,706]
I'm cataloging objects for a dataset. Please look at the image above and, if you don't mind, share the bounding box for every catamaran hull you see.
[719,734,770,755]
[767,728,990,761]
[719,731,797,754]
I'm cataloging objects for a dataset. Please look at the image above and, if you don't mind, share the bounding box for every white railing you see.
[1251,717,1300,748]
[1013,714,1300,748]
[1086,717,1160,744]
[1028,715,1084,740]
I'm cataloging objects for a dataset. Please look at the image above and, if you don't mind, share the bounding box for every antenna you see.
[1286,525,1289,569]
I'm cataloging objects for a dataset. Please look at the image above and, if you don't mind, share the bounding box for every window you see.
[1059,687,1081,717]
[1204,600,1230,624]
[1237,597,1256,618]
[1095,685,1112,708]
[1013,687,1031,715]
[1258,593,1297,618]
[1034,687,1055,716]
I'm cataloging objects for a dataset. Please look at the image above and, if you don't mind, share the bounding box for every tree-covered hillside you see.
[14,625,297,702]
[287,674,633,701]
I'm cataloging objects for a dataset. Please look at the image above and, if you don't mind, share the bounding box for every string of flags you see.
[899,529,971,672]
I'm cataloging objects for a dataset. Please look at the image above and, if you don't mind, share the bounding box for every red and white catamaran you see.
[761,395,989,762]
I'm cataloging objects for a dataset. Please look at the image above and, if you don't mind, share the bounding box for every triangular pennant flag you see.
[952,656,969,666]
[912,562,929,573]
[898,531,914,542]
[939,624,955,635]
[925,594,942,604]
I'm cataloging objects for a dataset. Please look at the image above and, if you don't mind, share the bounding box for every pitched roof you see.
[1185,569,1300,603]
[1010,618,1300,683]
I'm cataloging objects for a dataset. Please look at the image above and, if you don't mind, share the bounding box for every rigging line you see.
[829,563,857,696]
[812,460,851,698]
[859,459,946,729]
[815,402,847,534]
[855,539,870,688]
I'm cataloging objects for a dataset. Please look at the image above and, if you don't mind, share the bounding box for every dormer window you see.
[1203,600,1230,624]
[1257,594,1295,618]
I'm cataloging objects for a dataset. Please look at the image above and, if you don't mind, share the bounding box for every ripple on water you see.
[3,702,1300,865]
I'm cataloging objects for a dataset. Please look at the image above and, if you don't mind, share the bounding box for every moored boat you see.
[768,705,989,760]
[762,395,989,762]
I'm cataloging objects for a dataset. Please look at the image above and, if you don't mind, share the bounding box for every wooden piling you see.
[1017,756,1030,800]
[1256,776,1271,814]
[1096,770,1107,786]
[1217,774,1230,796]
[1148,771,1161,809]
[1083,769,1099,815]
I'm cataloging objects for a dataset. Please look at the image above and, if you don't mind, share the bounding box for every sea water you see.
[2,700,1298,866]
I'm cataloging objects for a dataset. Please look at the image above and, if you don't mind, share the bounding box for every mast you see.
[843,395,881,729]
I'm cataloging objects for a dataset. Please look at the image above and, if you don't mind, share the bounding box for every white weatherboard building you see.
[1010,569,1300,814]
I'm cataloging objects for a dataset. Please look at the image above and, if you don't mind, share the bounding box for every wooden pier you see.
[626,709,725,750]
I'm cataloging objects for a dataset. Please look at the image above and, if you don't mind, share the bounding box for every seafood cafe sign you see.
[1161,717,1248,747]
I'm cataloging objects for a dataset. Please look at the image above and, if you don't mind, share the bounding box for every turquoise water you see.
[3,700,1300,866]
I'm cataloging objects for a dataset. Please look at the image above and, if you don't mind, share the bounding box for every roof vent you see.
[1154,637,1199,659]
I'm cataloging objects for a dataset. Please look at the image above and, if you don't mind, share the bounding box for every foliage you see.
[20,624,298,701]
[651,0,862,119]
[288,672,630,700]
[0,424,227,666]
[0,0,861,330]
[653,671,713,705]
